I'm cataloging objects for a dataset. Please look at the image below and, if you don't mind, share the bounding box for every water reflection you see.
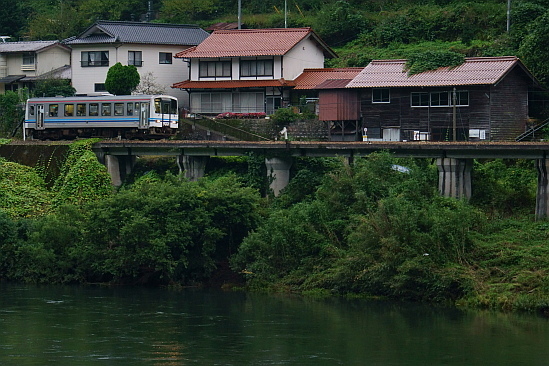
[0,284,548,365]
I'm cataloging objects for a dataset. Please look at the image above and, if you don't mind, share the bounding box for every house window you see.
[430,91,450,107]
[22,52,35,70]
[199,61,231,77]
[455,90,469,106]
[81,51,109,67]
[372,88,390,103]
[128,51,143,67]
[411,92,429,107]
[159,52,172,64]
[94,83,106,92]
[240,59,274,77]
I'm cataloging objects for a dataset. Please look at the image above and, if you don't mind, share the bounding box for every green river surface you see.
[0,283,548,365]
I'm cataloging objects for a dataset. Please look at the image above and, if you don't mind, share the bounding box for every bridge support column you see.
[105,155,136,187]
[436,158,472,200]
[178,155,208,181]
[265,157,293,196]
[536,159,549,219]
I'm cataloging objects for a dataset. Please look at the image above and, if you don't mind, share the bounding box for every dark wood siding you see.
[319,89,360,121]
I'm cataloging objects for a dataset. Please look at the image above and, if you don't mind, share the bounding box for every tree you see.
[104,62,140,95]
[33,78,75,97]
[0,0,24,38]
[134,72,165,95]
[519,10,549,86]
[313,0,367,46]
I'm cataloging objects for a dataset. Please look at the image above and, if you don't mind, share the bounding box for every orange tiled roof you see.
[172,79,295,89]
[346,56,537,88]
[175,28,336,58]
[293,68,363,89]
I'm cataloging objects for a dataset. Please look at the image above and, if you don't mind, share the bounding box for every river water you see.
[1,283,548,365]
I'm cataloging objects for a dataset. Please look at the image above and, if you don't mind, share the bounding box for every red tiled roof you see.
[346,56,535,88]
[293,68,363,90]
[175,28,336,58]
[172,79,295,89]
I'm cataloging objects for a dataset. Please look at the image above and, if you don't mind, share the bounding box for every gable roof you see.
[175,28,336,58]
[346,56,540,88]
[172,79,295,89]
[63,20,209,46]
[0,41,69,53]
[293,68,363,90]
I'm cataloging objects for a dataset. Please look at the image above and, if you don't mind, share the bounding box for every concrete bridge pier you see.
[265,157,293,196]
[436,158,472,200]
[536,159,549,219]
[178,155,208,181]
[104,154,136,187]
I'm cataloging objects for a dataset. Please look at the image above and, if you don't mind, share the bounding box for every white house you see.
[172,28,336,115]
[63,21,210,107]
[0,41,71,93]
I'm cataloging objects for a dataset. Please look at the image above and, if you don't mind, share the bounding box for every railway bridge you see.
[92,140,549,219]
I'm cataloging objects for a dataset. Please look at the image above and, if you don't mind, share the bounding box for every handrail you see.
[515,117,549,142]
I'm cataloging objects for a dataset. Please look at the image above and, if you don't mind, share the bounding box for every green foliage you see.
[0,157,52,218]
[159,0,219,22]
[270,108,299,128]
[0,90,27,137]
[33,79,76,98]
[313,0,367,46]
[52,139,113,207]
[105,62,140,95]
[405,50,465,75]
[519,10,549,86]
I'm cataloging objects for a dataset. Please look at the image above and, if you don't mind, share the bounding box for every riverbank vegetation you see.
[1,140,548,314]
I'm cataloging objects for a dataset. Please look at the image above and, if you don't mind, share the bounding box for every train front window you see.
[89,103,99,116]
[114,103,124,116]
[154,98,161,113]
[170,99,177,114]
[77,104,86,116]
[64,104,74,117]
[101,103,111,116]
[49,104,58,117]
[29,105,35,116]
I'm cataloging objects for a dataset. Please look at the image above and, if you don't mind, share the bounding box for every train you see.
[24,94,179,140]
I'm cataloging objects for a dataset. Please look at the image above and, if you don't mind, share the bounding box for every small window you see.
[128,51,143,67]
[159,52,172,64]
[430,91,450,107]
[372,88,390,103]
[89,103,99,116]
[22,52,35,66]
[127,102,134,116]
[77,104,87,116]
[64,104,74,117]
[411,92,429,107]
[49,104,58,117]
[455,90,469,106]
[101,103,111,116]
[95,83,106,92]
[81,51,109,67]
[114,103,124,116]
[29,105,35,116]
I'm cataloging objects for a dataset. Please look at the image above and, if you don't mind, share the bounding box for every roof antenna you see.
[0,36,11,43]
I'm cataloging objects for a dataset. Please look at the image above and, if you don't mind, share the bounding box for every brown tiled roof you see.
[175,28,336,58]
[205,22,241,31]
[172,79,295,89]
[293,68,363,90]
[347,56,536,88]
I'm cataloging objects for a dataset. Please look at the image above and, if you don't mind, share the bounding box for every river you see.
[0,283,548,365]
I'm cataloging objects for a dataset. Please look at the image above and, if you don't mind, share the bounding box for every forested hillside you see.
[1,0,549,83]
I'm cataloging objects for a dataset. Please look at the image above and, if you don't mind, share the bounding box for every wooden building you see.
[346,56,543,142]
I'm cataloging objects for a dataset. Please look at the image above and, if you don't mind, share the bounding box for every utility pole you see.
[238,0,242,29]
[284,0,287,28]
[507,0,511,32]
[453,88,457,142]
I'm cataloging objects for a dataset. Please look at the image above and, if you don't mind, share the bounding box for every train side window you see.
[77,104,86,116]
[49,104,58,117]
[101,103,111,116]
[64,104,74,117]
[89,103,99,116]
[127,102,134,116]
[154,98,161,113]
[114,103,124,116]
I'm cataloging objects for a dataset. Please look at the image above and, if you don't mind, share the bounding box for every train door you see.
[138,102,149,129]
[161,99,171,126]
[36,105,45,130]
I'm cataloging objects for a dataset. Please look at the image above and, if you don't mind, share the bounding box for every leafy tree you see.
[33,78,75,97]
[0,90,27,137]
[104,62,140,95]
[134,72,166,95]
[519,10,549,86]
[159,0,219,22]
[313,0,367,46]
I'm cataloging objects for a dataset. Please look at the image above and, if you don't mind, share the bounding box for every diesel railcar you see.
[24,95,179,140]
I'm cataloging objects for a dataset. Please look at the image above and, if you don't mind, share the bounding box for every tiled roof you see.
[63,21,209,46]
[172,79,295,89]
[175,28,336,58]
[293,68,363,89]
[0,41,67,53]
[346,56,535,88]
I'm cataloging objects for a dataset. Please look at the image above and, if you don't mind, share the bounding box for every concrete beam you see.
[436,158,472,200]
[265,157,293,196]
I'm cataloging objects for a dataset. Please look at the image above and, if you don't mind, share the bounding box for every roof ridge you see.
[95,20,202,28]
[214,27,312,34]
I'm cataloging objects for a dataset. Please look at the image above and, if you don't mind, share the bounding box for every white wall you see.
[36,47,71,75]
[283,37,325,80]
